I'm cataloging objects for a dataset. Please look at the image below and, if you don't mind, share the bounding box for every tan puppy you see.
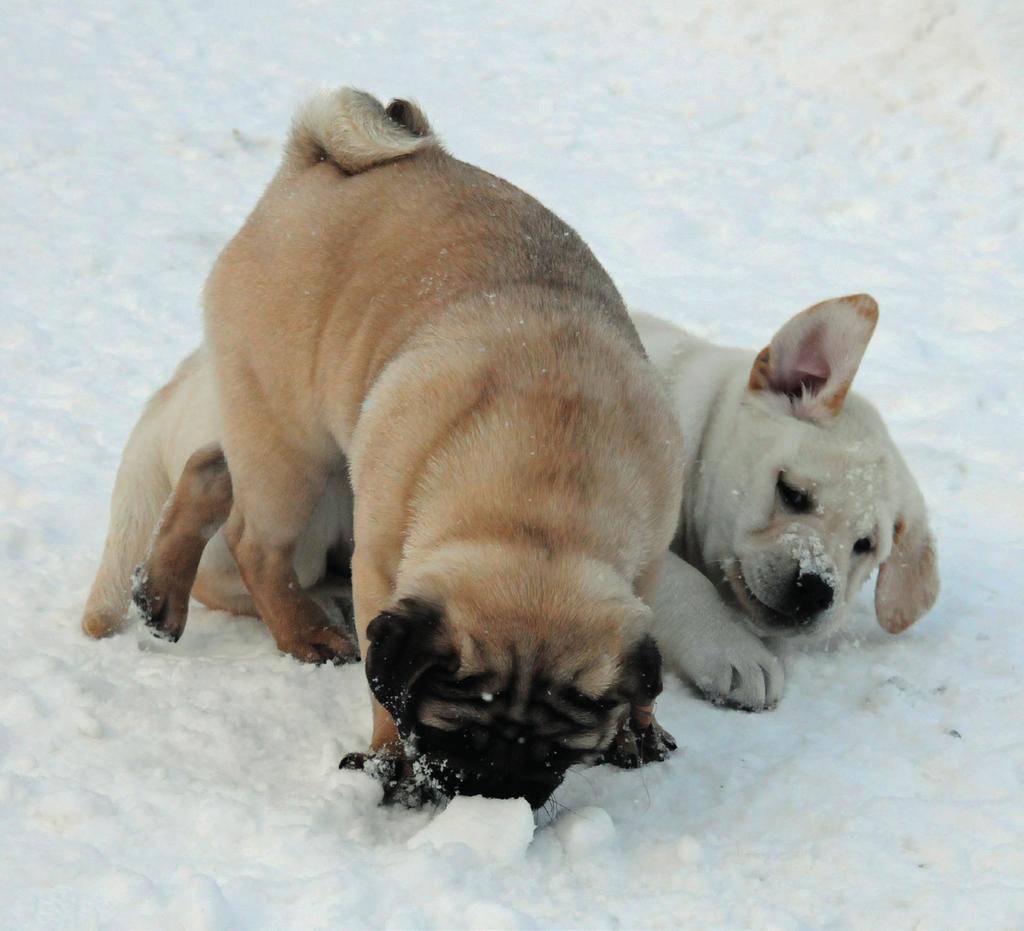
[83,88,683,806]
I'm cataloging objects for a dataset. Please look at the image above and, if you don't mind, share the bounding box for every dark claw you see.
[147,606,179,642]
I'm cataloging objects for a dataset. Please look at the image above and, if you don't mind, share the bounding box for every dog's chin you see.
[724,565,827,639]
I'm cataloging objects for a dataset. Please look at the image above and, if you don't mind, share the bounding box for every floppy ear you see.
[365,598,455,734]
[875,462,940,633]
[749,294,878,422]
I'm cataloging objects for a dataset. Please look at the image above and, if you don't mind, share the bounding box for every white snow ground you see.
[2,1,1023,928]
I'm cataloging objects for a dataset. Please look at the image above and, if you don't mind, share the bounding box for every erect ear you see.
[620,635,664,706]
[365,598,455,734]
[748,294,878,422]
[875,460,940,634]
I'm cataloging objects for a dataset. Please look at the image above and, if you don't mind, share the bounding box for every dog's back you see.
[205,91,642,439]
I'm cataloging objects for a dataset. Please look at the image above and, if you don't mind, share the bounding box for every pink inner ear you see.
[772,324,831,395]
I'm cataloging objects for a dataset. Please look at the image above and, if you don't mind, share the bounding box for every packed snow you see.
[408,796,536,865]
[2,1,1023,928]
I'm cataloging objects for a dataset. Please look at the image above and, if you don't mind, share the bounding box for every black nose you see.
[787,572,834,618]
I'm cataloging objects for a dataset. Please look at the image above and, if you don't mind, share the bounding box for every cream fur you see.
[637,299,939,710]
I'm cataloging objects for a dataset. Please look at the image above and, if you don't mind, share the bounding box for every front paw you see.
[600,716,677,769]
[688,639,784,712]
[340,751,446,807]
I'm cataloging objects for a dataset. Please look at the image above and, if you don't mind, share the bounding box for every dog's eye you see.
[777,476,812,513]
[853,537,874,555]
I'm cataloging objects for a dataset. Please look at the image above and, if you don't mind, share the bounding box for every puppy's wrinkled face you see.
[711,396,898,638]
[410,643,638,808]
[365,560,662,808]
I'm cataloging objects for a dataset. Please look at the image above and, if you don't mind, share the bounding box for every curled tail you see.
[285,87,437,176]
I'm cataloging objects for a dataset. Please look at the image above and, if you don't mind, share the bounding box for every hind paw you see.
[81,610,125,639]
[131,564,187,642]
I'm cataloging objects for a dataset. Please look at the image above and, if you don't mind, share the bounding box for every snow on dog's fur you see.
[638,295,939,710]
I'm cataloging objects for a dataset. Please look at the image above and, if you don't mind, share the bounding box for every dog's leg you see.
[135,442,357,648]
[650,551,785,711]
[349,547,404,751]
[215,381,357,665]
[224,501,357,664]
[610,556,677,765]
[336,549,411,789]
[131,443,232,642]
[82,401,173,639]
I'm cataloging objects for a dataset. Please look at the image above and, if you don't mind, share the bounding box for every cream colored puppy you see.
[82,88,684,806]
[637,296,940,710]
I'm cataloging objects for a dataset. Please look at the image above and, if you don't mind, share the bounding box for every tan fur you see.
[193,88,682,752]
[129,444,246,645]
